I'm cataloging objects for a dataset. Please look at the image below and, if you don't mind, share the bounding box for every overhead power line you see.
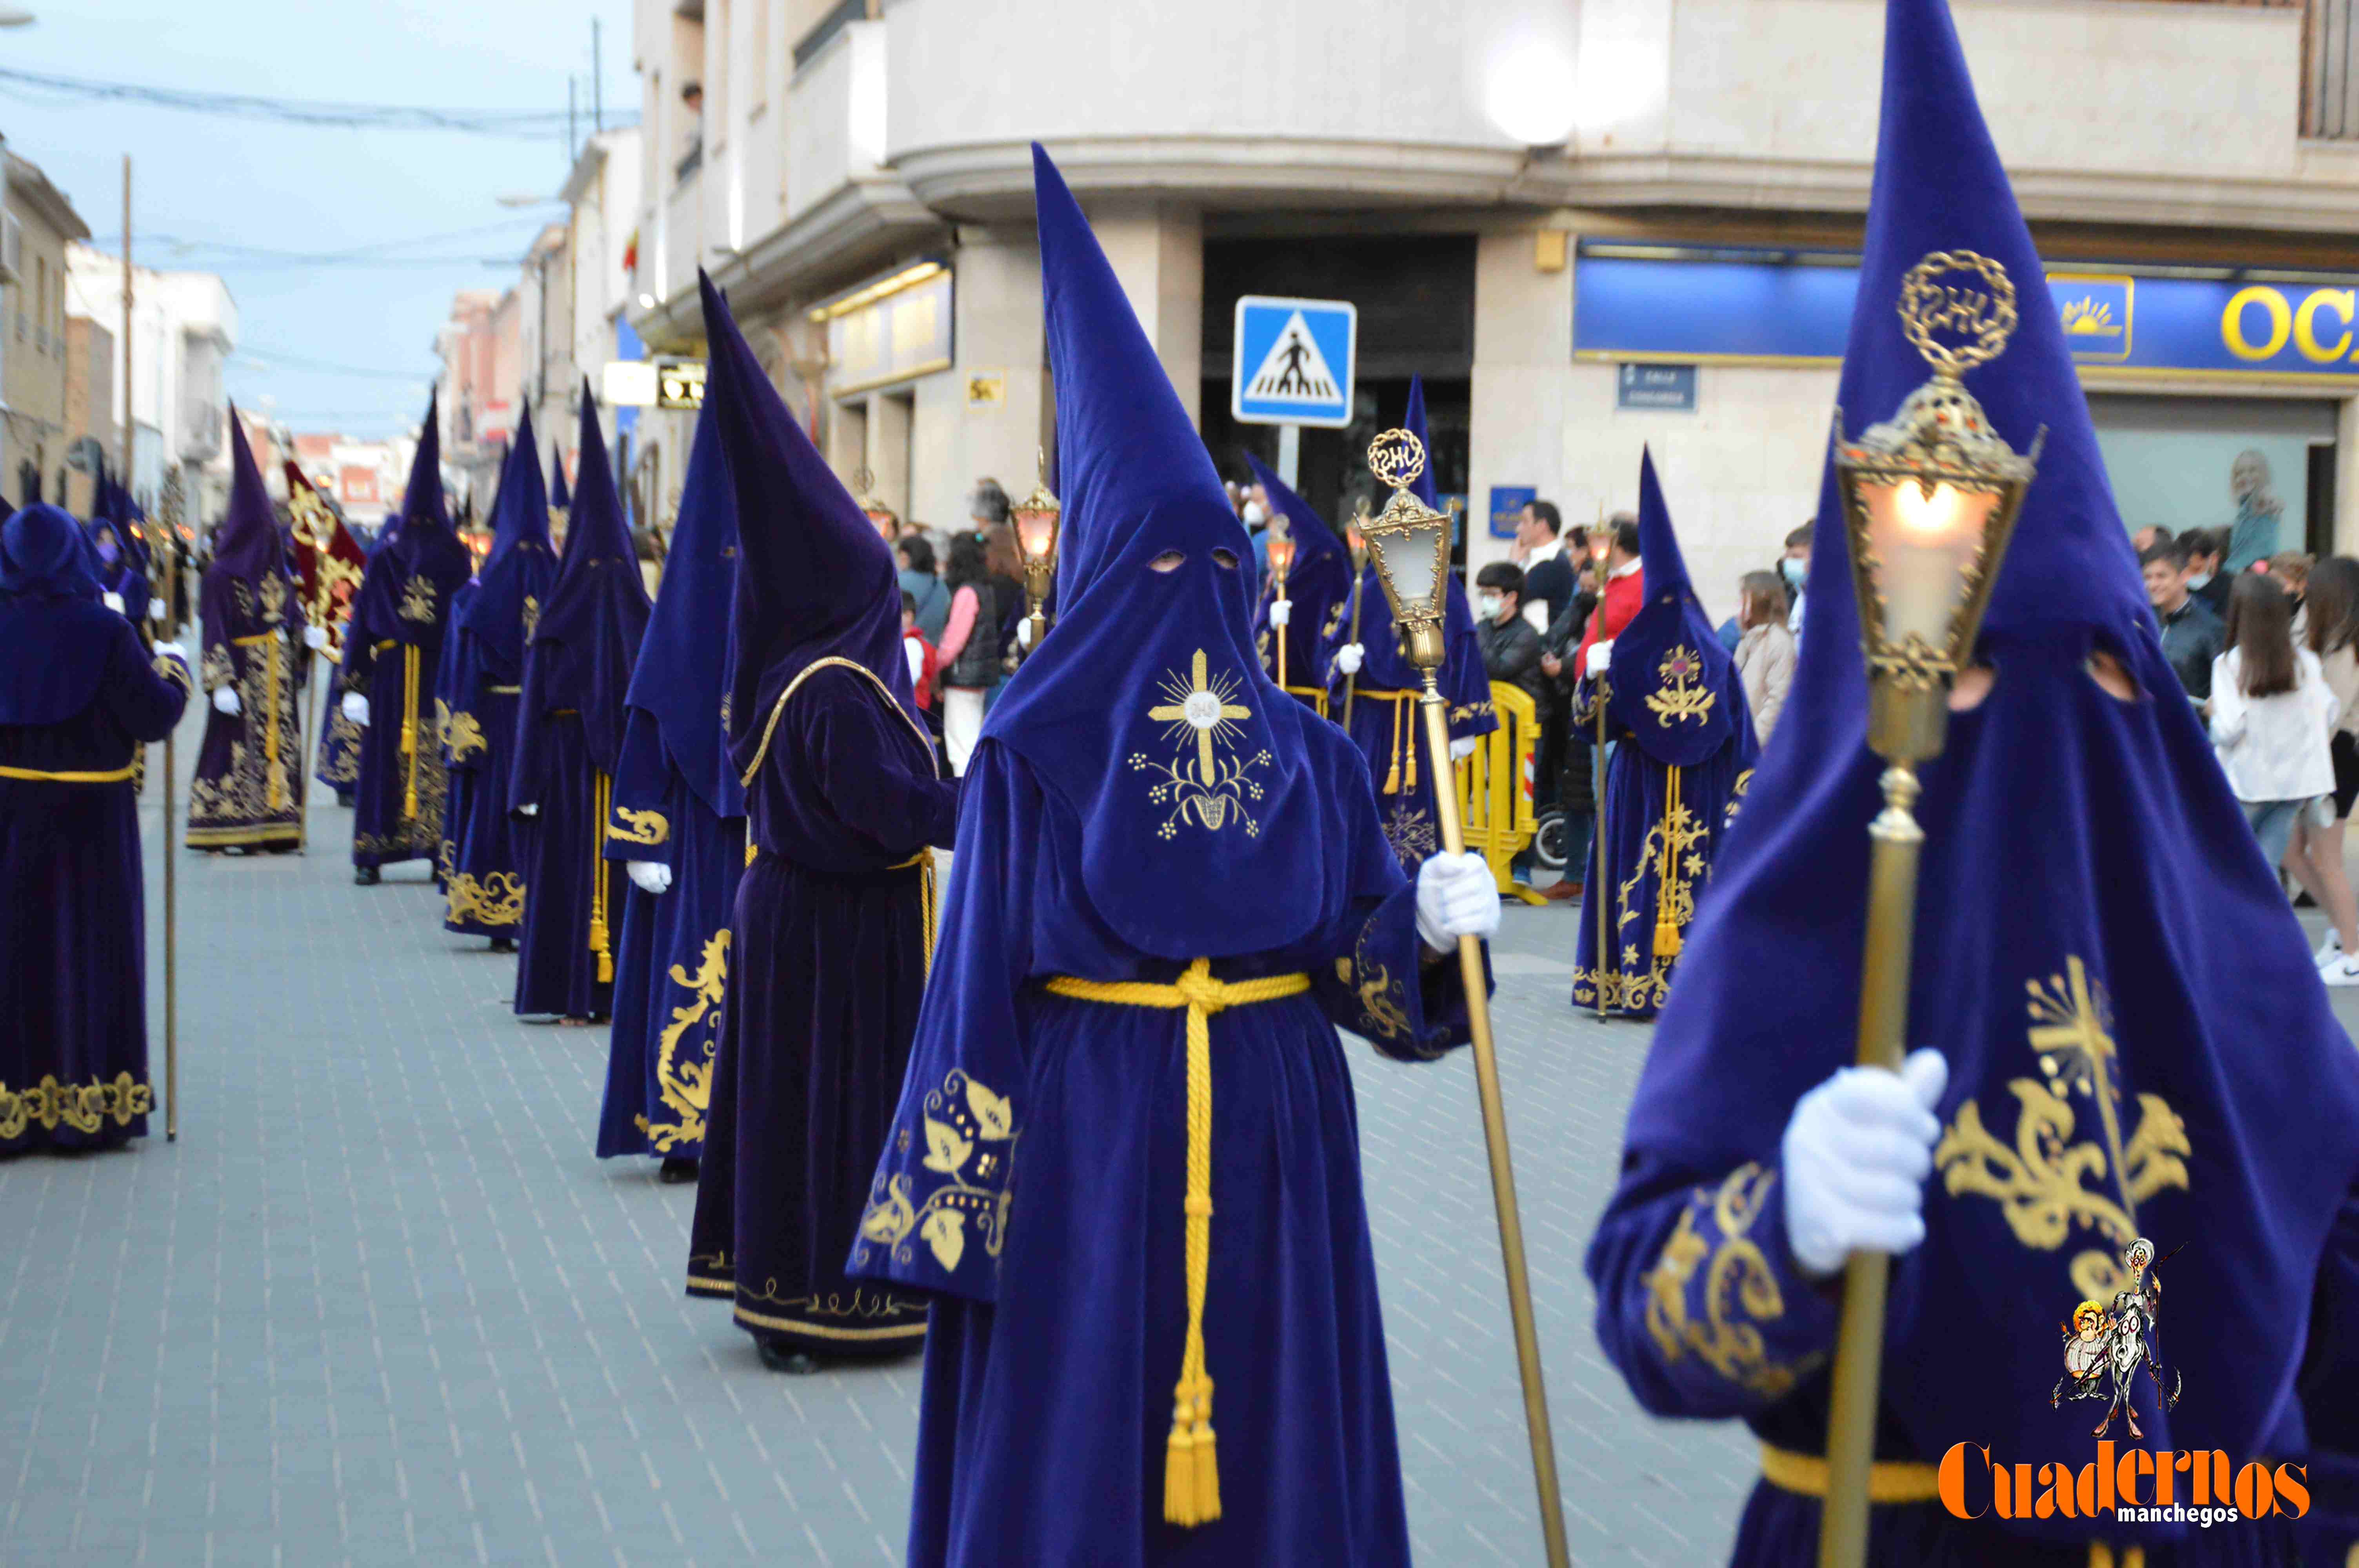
[0,65,637,138]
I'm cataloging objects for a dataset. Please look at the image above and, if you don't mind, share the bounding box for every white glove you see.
[1414,850,1501,953]
[518,803,539,817]
[342,692,370,727]
[102,591,124,614]
[153,641,188,673]
[1585,638,1616,677]
[1449,735,1478,762]
[1782,1048,1950,1280]
[628,860,672,896]
[305,625,329,650]
[148,597,167,622]
[1016,617,1034,650]
[211,686,242,716]
[1334,643,1364,677]
[1268,598,1292,628]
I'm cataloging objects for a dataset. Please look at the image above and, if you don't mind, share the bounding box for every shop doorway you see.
[2086,393,2337,566]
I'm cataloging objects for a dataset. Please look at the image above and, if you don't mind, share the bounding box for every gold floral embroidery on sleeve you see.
[200,643,234,693]
[153,653,193,693]
[607,806,671,846]
[856,1069,1015,1276]
[1640,1163,1819,1398]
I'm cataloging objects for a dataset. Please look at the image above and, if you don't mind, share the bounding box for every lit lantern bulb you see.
[1892,481,1967,540]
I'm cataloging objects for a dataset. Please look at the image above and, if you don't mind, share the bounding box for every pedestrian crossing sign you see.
[1231,296,1357,427]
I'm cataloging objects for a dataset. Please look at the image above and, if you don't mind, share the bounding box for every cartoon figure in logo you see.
[2051,1237,2183,1438]
[2054,1299,2109,1399]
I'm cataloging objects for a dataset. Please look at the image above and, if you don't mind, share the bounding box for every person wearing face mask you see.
[847,144,1496,1568]
[1473,561,1545,707]
[2185,525,2232,618]
[688,273,960,1374]
[1778,523,1811,641]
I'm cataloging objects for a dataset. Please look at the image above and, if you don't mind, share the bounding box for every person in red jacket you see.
[1577,513,1644,678]
[901,590,942,714]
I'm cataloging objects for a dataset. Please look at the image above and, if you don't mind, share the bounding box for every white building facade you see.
[622,0,2359,618]
[65,244,237,519]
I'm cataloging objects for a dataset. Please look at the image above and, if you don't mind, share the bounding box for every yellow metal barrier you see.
[1456,681,1545,906]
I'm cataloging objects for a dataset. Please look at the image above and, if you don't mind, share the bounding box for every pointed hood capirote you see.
[622,390,742,818]
[1604,448,1735,765]
[977,144,1359,959]
[550,446,571,513]
[1599,0,2359,1515]
[458,403,555,682]
[207,409,290,588]
[526,384,651,774]
[696,270,915,786]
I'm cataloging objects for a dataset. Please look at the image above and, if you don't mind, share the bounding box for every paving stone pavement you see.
[0,705,1763,1566]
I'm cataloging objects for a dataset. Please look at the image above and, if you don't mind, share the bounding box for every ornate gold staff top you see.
[1357,428,1570,1568]
[1816,250,2041,1568]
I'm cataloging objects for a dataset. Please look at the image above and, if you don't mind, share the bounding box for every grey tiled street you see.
[29,706,2355,1566]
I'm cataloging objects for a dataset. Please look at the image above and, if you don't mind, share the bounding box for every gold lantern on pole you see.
[1358,427,1570,1568]
[1815,250,2040,1568]
[1263,523,1295,691]
[1009,446,1062,654]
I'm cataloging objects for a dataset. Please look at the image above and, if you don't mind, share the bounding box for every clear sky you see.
[9,0,633,444]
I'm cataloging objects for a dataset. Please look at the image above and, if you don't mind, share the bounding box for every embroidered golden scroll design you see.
[607,806,670,846]
[1641,1163,1820,1398]
[634,930,726,1153]
[0,1073,153,1138]
[855,1069,1015,1276]
[1645,644,1717,726]
[445,871,525,928]
[1933,956,2192,1301]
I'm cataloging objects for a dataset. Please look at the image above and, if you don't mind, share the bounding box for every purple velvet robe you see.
[845,728,1479,1566]
[0,617,188,1149]
[686,663,958,1352]
[189,568,309,850]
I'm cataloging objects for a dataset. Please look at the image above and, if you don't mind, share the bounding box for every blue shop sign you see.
[1488,485,1537,541]
[1574,252,2359,383]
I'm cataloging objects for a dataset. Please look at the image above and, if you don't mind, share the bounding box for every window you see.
[34,257,45,353]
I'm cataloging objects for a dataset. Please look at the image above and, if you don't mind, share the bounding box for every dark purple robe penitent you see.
[510,387,647,1018]
[686,663,955,1348]
[0,506,191,1151]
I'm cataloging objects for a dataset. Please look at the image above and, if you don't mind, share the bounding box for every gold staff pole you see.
[1359,429,1569,1568]
[1815,254,2040,1568]
[1342,504,1368,729]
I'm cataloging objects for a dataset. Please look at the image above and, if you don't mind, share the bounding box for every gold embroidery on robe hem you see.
[607,806,670,846]
[1572,963,1671,1016]
[1132,649,1269,840]
[855,1068,1015,1276]
[318,702,362,785]
[634,930,725,1152]
[1641,1163,1821,1398]
[731,1299,930,1341]
[1934,956,2191,1303]
[0,1073,153,1138]
[445,871,526,928]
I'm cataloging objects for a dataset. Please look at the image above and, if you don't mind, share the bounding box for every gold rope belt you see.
[589,770,614,984]
[1760,1445,2141,1567]
[1040,960,1313,1528]
[0,762,136,783]
[743,844,938,975]
[400,645,423,819]
[1281,684,1329,718]
[1361,688,1418,794]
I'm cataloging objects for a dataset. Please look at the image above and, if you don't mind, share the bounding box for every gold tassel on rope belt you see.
[888,848,938,980]
[1378,693,1416,795]
[1653,764,1682,958]
[401,644,422,820]
[589,771,614,983]
[1040,958,1311,1527]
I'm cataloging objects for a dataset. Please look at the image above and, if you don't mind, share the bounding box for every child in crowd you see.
[901,589,941,727]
